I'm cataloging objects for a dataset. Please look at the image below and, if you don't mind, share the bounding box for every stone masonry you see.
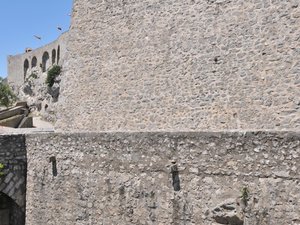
[2,1,300,224]
[0,134,26,225]
[57,0,300,132]
[25,131,300,225]
[7,32,68,90]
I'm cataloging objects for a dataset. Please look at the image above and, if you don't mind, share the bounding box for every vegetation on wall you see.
[240,187,250,206]
[0,78,17,108]
[0,163,5,177]
[46,65,61,87]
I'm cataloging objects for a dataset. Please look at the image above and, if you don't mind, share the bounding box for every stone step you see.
[0,115,24,128]
[0,106,25,121]
[18,117,33,128]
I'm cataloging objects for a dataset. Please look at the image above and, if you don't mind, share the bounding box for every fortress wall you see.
[25,131,300,225]
[0,134,26,225]
[7,32,68,90]
[57,0,300,132]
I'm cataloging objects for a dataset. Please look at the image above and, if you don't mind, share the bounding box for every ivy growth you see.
[46,65,61,87]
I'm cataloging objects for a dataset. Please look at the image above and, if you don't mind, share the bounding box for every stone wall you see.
[0,134,26,225]
[7,32,69,122]
[57,0,300,131]
[7,32,68,90]
[25,131,300,225]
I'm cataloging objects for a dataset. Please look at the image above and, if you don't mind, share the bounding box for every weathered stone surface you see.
[56,0,300,131]
[211,199,244,225]
[0,134,26,225]
[25,131,300,225]
[3,1,300,225]
[17,67,62,123]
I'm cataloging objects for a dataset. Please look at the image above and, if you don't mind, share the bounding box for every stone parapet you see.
[25,131,300,225]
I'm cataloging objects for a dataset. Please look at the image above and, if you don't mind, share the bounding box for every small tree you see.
[0,78,16,108]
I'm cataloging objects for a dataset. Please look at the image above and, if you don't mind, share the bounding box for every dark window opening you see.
[31,56,37,68]
[23,59,29,80]
[42,52,49,72]
[49,156,57,177]
[52,49,56,65]
[57,45,60,64]
[171,164,181,191]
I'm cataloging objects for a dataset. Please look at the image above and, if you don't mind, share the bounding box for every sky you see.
[0,0,73,78]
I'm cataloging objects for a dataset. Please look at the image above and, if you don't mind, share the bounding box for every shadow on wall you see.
[42,52,49,72]
[23,60,29,81]
[31,57,37,68]
[0,192,25,225]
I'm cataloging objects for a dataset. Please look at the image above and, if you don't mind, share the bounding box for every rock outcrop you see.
[17,66,61,123]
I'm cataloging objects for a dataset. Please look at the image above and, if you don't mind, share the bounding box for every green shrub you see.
[46,65,61,87]
[0,163,5,177]
[0,78,16,108]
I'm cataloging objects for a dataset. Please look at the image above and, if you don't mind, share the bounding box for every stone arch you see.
[57,45,60,64]
[31,56,37,68]
[42,51,50,72]
[0,192,25,225]
[23,59,29,80]
[52,49,56,65]
[0,171,26,210]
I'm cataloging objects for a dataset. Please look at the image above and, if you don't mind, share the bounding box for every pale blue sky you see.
[0,0,73,77]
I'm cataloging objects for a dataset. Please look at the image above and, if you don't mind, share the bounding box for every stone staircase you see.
[0,102,33,128]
